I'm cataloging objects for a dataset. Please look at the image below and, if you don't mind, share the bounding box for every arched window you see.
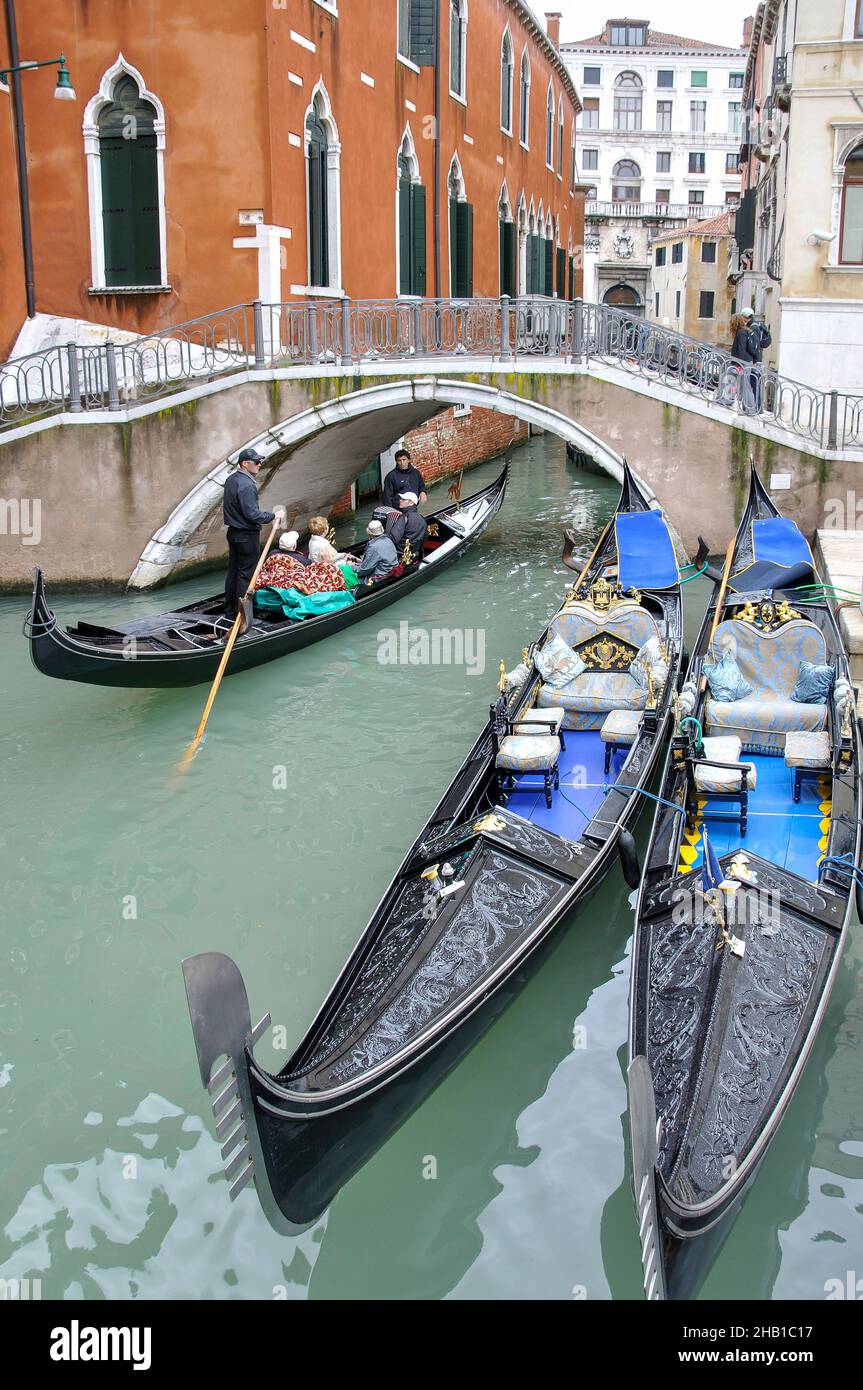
[519,49,531,146]
[500,29,514,134]
[398,128,426,296]
[83,57,167,290]
[840,143,863,264]
[613,71,643,132]
[612,158,642,203]
[546,83,555,167]
[449,1,467,100]
[499,183,516,297]
[557,95,565,176]
[305,85,341,291]
[448,155,473,296]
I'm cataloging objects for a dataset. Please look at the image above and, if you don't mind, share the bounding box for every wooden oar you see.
[700,536,736,690]
[176,517,281,774]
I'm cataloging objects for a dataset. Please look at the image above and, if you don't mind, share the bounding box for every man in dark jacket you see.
[397,491,427,564]
[382,449,427,508]
[223,448,285,619]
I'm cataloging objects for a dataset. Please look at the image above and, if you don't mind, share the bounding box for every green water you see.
[1,436,861,1301]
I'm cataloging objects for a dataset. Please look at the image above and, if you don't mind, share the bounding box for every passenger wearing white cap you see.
[356,519,398,582]
[278,529,311,566]
[398,490,428,564]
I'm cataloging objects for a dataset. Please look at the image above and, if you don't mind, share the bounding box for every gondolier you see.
[223,449,286,620]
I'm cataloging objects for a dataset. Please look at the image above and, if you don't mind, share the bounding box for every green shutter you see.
[411,182,427,295]
[556,247,566,298]
[100,133,160,287]
[399,179,412,295]
[457,201,473,296]
[500,220,516,297]
[527,235,540,294]
[544,239,554,296]
[410,0,436,65]
[308,121,328,288]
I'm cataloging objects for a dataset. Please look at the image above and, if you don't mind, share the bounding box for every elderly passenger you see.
[356,520,398,583]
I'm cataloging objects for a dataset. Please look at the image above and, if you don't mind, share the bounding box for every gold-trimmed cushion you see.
[513,707,566,736]
[784,730,831,770]
[600,709,643,744]
[495,735,561,773]
[693,736,757,793]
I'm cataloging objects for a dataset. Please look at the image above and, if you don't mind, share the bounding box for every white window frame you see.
[519,47,531,149]
[304,80,343,296]
[545,81,555,169]
[557,95,564,179]
[500,26,514,136]
[83,53,168,292]
[395,123,422,298]
[449,0,468,103]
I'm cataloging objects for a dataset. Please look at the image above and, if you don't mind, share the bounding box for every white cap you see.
[367,520,384,536]
[399,491,418,505]
[740,306,754,317]
[279,530,300,551]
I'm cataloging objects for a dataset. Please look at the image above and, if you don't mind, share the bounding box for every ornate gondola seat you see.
[535,592,660,730]
[703,611,829,750]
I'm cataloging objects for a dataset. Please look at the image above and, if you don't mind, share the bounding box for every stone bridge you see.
[1,300,861,590]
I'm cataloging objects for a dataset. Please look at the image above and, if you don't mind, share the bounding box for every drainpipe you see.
[4,0,36,317]
[433,0,441,298]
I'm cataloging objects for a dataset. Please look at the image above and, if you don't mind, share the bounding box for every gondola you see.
[628,462,862,1301]
[183,463,692,1231]
[24,465,508,689]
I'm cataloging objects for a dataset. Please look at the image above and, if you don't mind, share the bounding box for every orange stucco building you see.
[0,0,584,357]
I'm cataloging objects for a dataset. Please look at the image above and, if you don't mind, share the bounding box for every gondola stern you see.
[24,566,59,673]
[182,951,310,1232]
[627,1054,669,1302]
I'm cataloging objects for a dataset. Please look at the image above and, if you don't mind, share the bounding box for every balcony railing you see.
[586,200,735,221]
[0,296,859,452]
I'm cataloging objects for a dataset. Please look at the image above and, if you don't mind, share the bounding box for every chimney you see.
[742,14,754,48]
[545,12,562,48]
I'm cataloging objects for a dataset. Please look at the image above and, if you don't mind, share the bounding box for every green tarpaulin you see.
[254,586,356,621]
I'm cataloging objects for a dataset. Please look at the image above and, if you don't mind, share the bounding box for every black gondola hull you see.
[26,468,507,688]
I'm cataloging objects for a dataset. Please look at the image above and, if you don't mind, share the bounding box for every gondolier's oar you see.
[176,517,281,774]
[700,536,735,690]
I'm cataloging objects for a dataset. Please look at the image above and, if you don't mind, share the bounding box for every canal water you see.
[0,433,860,1301]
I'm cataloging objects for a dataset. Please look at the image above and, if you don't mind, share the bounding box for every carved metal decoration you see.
[733,598,802,630]
[576,635,638,672]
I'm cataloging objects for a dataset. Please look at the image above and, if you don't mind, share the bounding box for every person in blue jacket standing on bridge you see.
[222,448,286,620]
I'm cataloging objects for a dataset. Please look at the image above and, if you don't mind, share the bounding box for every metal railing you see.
[586,200,734,221]
[1,295,861,453]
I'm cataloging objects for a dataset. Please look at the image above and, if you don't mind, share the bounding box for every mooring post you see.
[827,390,839,450]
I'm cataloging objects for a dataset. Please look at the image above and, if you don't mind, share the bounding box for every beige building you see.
[736,0,863,389]
[648,210,737,344]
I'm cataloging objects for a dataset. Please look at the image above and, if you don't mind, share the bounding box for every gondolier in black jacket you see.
[223,449,285,619]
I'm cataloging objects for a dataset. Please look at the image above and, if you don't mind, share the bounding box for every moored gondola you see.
[628,463,862,1301]
[25,465,507,689]
[183,463,691,1230]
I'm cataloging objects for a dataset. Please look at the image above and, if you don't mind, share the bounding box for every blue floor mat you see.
[496,731,620,841]
[680,754,831,883]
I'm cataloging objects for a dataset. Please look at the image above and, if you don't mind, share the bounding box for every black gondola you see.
[183,463,690,1230]
[628,463,862,1301]
[25,465,508,689]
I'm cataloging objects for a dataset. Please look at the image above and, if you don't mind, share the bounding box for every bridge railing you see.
[1,296,861,454]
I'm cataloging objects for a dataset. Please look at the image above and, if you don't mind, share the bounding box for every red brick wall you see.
[331,405,526,515]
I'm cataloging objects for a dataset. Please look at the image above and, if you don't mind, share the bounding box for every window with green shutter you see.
[556,247,566,298]
[399,160,427,295]
[527,234,540,293]
[544,239,554,296]
[307,113,330,288]
[400,0,436,65]
[499,219,516,297]
[450,199,473,296]
[98,76,161,287]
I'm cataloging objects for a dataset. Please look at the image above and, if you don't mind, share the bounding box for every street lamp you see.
[0,52,77,100]
[0,19,77,320]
